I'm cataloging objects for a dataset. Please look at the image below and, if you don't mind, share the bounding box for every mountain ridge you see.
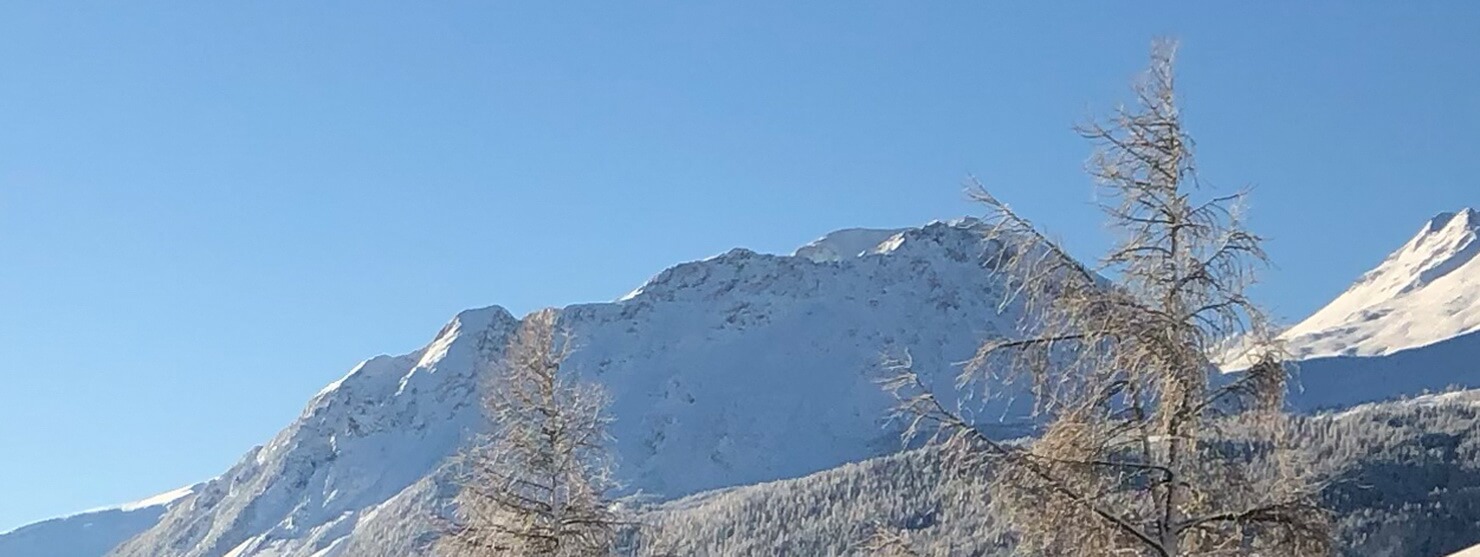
[7,211,1480,557]
[99,218,1027,557]
[0,484,201,557]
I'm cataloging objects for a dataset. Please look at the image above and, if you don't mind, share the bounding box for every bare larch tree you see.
[440,308,621,557]
[884,40,1332,556]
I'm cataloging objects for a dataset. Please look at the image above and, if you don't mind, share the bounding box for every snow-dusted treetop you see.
[1282,207,1480,359]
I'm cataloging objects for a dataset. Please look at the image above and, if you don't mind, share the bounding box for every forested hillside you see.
[634,391,1480,557]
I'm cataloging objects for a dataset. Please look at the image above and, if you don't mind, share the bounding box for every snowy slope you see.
[100,219,1032,557]
[1255,208,1480,411]
[0,485,197,557]
[1281,208,1480,359]
[108,309,521,557]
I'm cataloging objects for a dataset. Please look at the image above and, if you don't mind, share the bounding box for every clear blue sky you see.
[2,2,1476,531]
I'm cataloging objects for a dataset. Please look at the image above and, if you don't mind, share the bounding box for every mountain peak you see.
[1371,207,1479,294]
[1408,207,1478,259]
[1280,207,1480,359]
[90,215,1026,557]
[793,227,908,263]
[791,218,985,263]
[1421,207,1478,236]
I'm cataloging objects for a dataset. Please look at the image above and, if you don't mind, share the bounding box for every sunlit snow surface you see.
[1282,208,1480,359]
[107,485,197,514]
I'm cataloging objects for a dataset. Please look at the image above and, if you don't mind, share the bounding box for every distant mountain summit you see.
[0,485,198,557]
[792,226,911,262]
[1282,208,1480,359]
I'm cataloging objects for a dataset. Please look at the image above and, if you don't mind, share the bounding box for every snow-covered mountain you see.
[0,486,196,557]
[92,219,1030,557]
[1283,208,1480,359]
[1264,208,1480,412]
[9,210,1480,557]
